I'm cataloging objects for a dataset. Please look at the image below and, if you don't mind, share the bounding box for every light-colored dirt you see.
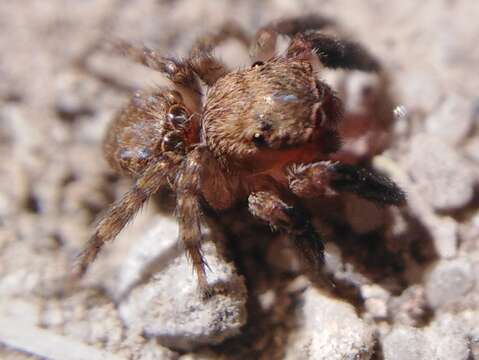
[1,1,478,359]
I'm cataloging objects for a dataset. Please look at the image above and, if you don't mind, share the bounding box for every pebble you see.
[425,258,475,309]
[119,241,247,351]
[465,136,479,164]
[426,315,470,360]
[388,285,428,327]
[285,288,374,360]
[425,94,475,146]
[113,216,182,299]
[406,134,475,211]
[383,313,471,360]
[383,326,429,360]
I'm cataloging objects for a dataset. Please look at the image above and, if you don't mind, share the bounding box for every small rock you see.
[361,284,390,320]
[119,241,247,351]
[459,211,479,251]
[388,285,428,327]
[425,95,475,146]
[382,326,430,360]
[133,339,179,360]
[383,321,469,360]
[426,315,470,360]
[406,134,475,211]
[425,259,475,308]
[431,216,459,259]
[285,288,374,360]
[114,216,182,299]
[465,136,479,164]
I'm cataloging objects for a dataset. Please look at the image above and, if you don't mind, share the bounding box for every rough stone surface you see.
[383,318,471,360]
[119,241,247,351]
[388,285,429,327]
[465,136,479,164]
[383,326,430,360]
[425,259,475,309]
[425,316,470,360]
[425,94,475,146]
[112,215,181,299]
[2,1,479,359]
[285,288,374,360]
[406,134,475,212]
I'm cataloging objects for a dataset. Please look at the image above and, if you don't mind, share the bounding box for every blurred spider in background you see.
[74,15,405,296]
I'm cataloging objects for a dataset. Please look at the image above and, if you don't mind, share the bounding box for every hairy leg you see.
[288,32,381,72]
[188,52,228,86]
[114,40,228,91]
[248,191,324,272]
[190,23,250,55]
[251,15,334,62]
[288,161,406,205]
[176,146,211,295]
[74,155,179,278]
[112,40,202,110]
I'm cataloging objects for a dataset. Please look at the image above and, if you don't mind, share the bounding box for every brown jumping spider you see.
[74,16,405,295]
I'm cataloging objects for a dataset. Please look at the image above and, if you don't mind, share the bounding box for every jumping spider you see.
[74,16,405,296]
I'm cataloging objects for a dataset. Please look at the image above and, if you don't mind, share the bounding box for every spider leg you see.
[176,146,211,295]
[188,23,251,86]
[73,155,179,278]
[190,23,250,55]
[114,40,228,92]
[251,15,334,62]
[188,52,228,86]
[248,191,324,273]
[288,161,406,206]
[287,32,381,72]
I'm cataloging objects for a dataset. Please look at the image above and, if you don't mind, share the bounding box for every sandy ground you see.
[1,1,479,359]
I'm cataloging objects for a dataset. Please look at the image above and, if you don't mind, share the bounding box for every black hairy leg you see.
[288,32,381,72]
[250,14,334,62]
[248,191,325,273]
[288,161,406,206]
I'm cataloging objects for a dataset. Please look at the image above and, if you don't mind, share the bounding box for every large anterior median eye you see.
[252,61,265,68]
[162,131,184,152]
[167,105,189,126]
[252,132,266,146]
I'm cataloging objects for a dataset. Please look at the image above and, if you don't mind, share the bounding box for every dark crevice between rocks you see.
[201,206,300,359]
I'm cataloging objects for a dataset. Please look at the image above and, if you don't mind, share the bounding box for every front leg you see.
[248,192,324,273]
[288,161,406,205]
[113,41,228,108]
[287,33,381,72]
[176,147,211,296]
[251,15,334,62]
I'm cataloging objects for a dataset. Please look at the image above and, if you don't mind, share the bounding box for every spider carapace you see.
[74,16,405,296]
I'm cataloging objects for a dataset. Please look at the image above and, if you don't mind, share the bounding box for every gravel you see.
[2,1,479,359]
[425,258,475,309]
[119,241,247,351]
[406,134,475,212]
[285,288,374,360]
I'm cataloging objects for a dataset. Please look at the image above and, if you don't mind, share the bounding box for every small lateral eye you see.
[252,132,265,146]
[167,105,189,125]
[252,61,264,68]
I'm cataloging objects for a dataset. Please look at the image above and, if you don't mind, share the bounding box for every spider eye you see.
[252,132,266,146]
[252,61,264,68]
[162,131,184,152]
[167,105,189,126]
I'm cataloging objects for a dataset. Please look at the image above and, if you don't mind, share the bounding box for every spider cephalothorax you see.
[74,16,405,296]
